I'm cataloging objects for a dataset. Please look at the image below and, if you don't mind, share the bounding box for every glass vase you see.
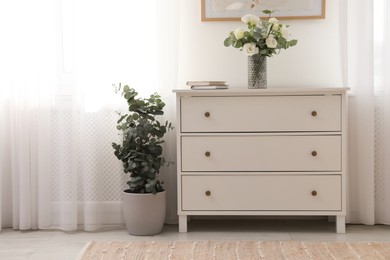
[248,54,267,89]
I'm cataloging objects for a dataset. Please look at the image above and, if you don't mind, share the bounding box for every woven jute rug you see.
[77,240,390,259]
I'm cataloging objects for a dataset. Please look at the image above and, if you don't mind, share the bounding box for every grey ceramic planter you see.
[122,190,166,236]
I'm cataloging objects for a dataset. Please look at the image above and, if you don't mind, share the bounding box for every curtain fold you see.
[0,0,59,230]
[1,0,180,231]
[374,0,390,224]
[346,0,390,224]
[155,0,180,225]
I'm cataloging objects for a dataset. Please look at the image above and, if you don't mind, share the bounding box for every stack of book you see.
[186,81,229,90]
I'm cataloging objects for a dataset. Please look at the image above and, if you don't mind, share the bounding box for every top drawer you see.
[180,95,341,132]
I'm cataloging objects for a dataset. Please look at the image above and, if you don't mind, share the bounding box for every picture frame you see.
[201,0,326,21]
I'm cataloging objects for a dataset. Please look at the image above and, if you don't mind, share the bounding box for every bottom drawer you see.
[181,175,341,211]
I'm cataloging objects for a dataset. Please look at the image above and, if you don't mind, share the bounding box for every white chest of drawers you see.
[173,88,348,233]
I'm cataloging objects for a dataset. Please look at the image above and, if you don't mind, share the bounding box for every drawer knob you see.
[204,112,211,118]
[205,151,211,157]
[205,191,211,196]
[311,151,317,157]
[311,111,318,117]
[311,190,318,196]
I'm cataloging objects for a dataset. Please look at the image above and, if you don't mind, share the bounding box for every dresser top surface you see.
[173,87,349,96]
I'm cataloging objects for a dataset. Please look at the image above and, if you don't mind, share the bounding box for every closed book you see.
[190,85,229,90]
[186,81,226,86]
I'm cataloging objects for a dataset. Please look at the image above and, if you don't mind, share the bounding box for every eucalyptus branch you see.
[112,85,173,194]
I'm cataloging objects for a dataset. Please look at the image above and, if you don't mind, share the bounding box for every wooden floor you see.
[1,219,390,260]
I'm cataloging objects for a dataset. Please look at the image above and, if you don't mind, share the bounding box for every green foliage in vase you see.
[112,84,173,194]
[224,10,298,57]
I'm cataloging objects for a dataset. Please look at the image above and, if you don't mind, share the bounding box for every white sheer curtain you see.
[0,0,179,231]
[373,0,390,224]
[0,0,59,230]
[345,0,390,224]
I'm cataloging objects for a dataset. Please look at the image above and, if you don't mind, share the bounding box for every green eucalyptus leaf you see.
[224,37,232,47]
[123,85,130,92]
[289,39,298,46]
[112,84,174,194]
[260,49,267,55]
[253,31,261,41]
[233,41,243,48]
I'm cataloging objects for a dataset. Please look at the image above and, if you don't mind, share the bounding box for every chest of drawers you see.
[173,88,348,233]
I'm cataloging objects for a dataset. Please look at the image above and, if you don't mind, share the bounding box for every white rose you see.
[268,17,279,32]
[241,14,260,27]
[243,42,259,56]
[233,28,244,40]
[280,24,291,39]
[268,17,279,25]
[266,35,277,48]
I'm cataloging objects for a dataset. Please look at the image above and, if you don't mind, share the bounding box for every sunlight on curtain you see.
[1,0,180,231]
[344,0,375,224]
[73,1,161,113]
[0,0,59,230]
[346,0,390,225]
[374,0,390,224]
[374,0,385,94]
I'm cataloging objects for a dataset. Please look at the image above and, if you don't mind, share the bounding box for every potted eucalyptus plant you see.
[112,84,173,235]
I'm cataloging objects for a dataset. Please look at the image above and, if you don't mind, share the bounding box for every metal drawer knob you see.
[311,151,317,157]
[311,111,317,117]
[205,112,211,118]
[205,191,211,196]
[205,151,211,157]
[311,190,318,196]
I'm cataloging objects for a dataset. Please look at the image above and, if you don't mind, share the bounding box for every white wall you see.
[178,0,343,88]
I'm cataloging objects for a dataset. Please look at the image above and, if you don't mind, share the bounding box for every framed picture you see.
[201,0,326,21]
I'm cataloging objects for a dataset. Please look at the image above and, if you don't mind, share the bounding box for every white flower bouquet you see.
[224,11,298,57]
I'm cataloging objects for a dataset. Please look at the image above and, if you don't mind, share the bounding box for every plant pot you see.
[122,190,166,236]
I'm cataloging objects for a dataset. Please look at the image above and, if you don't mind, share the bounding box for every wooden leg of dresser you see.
[336,216,346,234]
[179,215,188,233]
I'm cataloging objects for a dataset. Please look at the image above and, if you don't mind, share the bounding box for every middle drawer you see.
[181,135,341,172]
